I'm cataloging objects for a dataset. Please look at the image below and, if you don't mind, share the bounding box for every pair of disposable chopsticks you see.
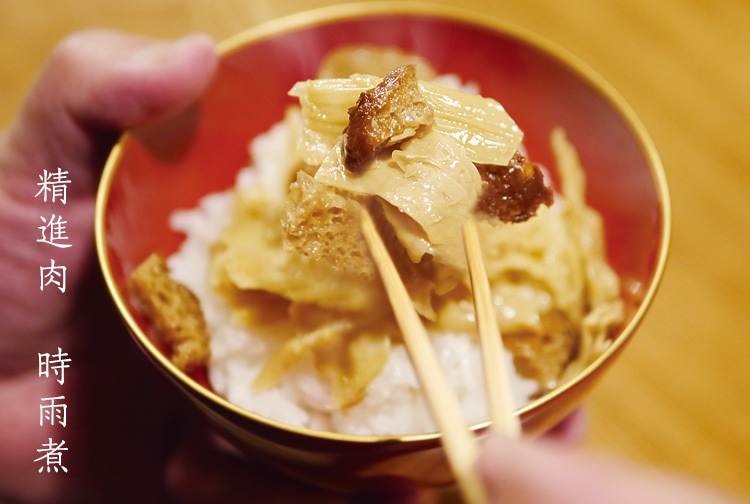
[360,210,521,504]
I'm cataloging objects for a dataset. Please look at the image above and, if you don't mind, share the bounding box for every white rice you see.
[166,123,538,436]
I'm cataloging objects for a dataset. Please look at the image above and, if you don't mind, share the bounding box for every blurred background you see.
[1,0,748,500]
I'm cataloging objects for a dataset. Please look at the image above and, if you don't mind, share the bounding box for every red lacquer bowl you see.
[96,2,670,491]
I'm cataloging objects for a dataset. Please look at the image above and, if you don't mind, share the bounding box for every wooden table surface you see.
[2,0,748,501]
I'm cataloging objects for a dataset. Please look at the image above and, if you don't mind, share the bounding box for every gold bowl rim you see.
[96,1,671,445]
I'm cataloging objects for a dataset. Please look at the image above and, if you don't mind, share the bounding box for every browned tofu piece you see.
[344,64,434,172]
[283,171,374,279]
[503,310,578,391]
[475,152,554,224]
[127,253,210,373]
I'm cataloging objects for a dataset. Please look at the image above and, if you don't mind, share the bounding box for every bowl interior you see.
[97,5,668,442]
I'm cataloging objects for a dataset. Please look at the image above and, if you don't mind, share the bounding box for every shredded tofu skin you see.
[157,46,624,435]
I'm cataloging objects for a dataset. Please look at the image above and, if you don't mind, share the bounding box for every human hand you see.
[478,423,746,504]
[0,28,219,503]
[0,29,339,504]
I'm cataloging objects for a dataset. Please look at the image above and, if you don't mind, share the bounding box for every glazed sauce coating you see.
[475,152,554,223]
[344,64,434,172]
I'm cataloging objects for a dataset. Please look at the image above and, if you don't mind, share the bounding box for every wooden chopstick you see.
[462,216,522,438]
[360,209,489,504]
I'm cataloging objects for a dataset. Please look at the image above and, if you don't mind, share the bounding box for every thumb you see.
[1,29,218,198]
[0,30,216,369]
[477,434,744,504]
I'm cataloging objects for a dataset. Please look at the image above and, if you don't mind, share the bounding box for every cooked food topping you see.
[475,152,554,223]
[282,171,372,278]
[503,309,578,391]
[130,47,625,434]
[253,318,394,409]
[343,64,434,172]
[289,67,523,167]
[127,253,209,373]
